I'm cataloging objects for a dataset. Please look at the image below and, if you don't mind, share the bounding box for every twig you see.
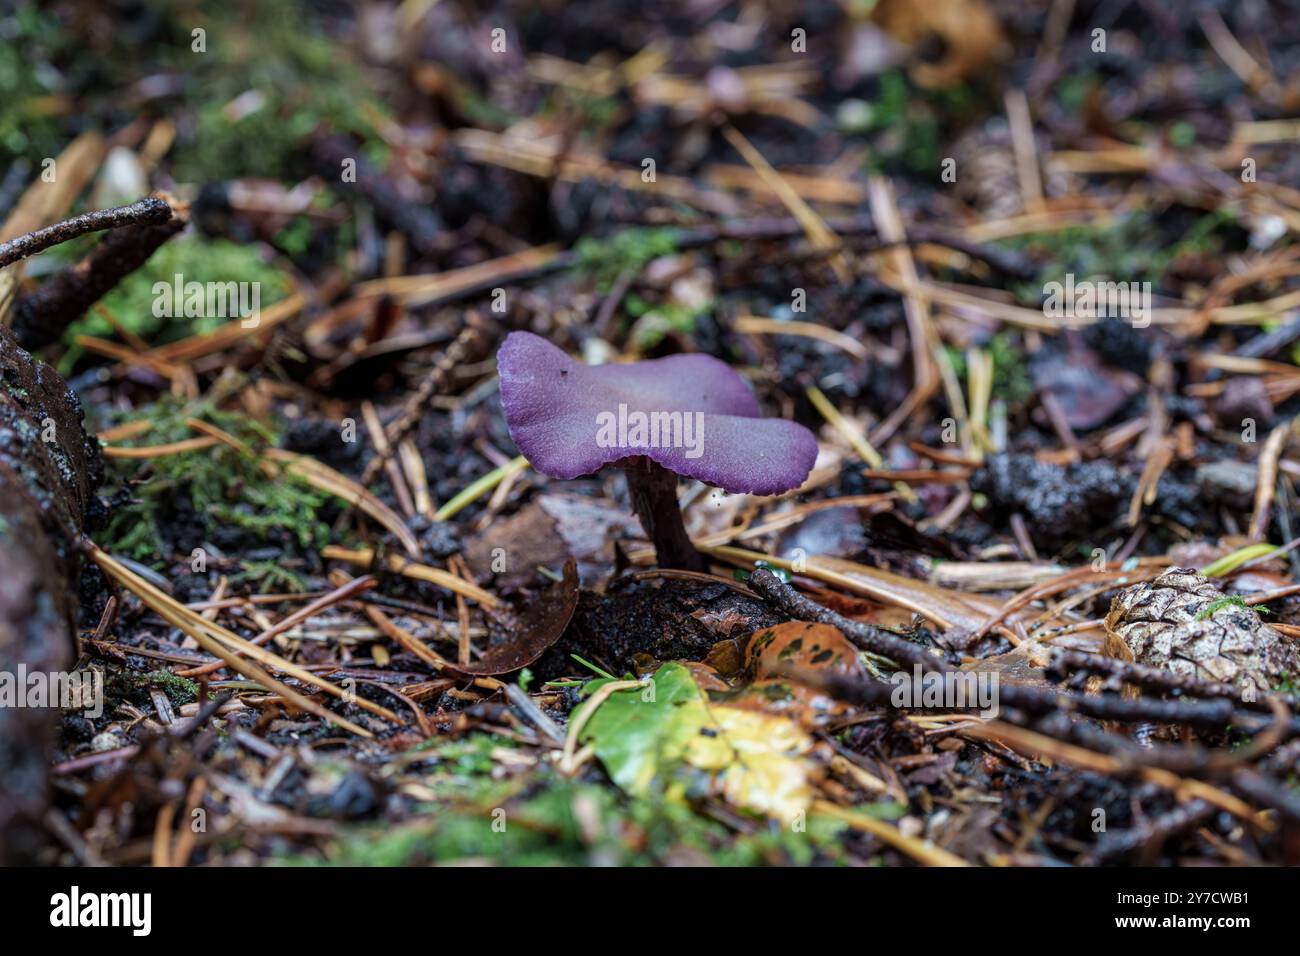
[11,191,189,349]
[1048,648,1300,713]
[751,572,1295,735]
[747,568,951,669]
[322,545,500,608]
[505,683,566,747]
[181,574,377,678]
[1081,799,1215,864]
[0,196,172,269]
[358,321,488,486]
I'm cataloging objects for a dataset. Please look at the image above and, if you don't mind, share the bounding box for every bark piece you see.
[0,325,101,862]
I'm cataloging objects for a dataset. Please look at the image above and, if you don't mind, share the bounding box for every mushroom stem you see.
[622,457,707,572]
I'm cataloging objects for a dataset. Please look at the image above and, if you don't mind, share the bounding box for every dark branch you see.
[10,192,189,350]
[747,567,954,669]
[0,196,172,270]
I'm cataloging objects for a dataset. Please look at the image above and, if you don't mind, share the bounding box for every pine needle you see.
[321,546,500,609]
[434,455,529,522]
[88,544,379,736]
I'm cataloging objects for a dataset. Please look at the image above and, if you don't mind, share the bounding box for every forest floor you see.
[5,0,1300,866]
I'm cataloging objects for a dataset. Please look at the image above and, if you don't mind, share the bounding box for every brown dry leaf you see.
[870,0,1008,88]
[452,559,579,675]
[262,448,421,557]
[1031,346,1142,432]
[463,499,571,590]
[961,641,1053,689]
[699,621,867,730]
[745,620,868,681]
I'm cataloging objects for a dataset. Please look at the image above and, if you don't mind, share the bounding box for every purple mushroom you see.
[497,331,818,571]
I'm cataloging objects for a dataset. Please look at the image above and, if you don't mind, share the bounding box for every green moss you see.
[231,559,309,594]
[287,733,850,866]
[574,227,681,290]
[859,71,978,176]
[97,396,331,567]
[1053,72,1097,114]
[1001,209,1241,302]
[456,88,520,129]
[1194,596,1263,621]
[628,299,713,350]
[1168,121,1197,149]
[4,1,389,180]
[0,4,73,164]
[108,667,200,706]
[155,0,391,181]
[542,89,621,132]
[58,235,290,370]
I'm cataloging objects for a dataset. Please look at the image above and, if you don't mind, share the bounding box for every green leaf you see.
[1200,543,1277,578]
[577,662,818,821]
[578,662,709,796]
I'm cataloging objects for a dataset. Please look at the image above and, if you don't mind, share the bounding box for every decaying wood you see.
[0,325,100,862]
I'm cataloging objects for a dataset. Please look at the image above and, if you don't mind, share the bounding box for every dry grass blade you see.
[812,799,971,867]
[76,334,187,382]
[182,417,422,557]
[434,455,529,522]
[183,574,379,679]
[398,441,435,518]
[451,128,739,215]
[144,293,305,364]
[322,546,500,608]
[1250,422,1291,540]
[866,177,945,445]
[720,124,851,282]
[360,600,503,691]
[264,448,422,557]
[706,544,1065,642]
[734,315,869,359]
[87,544,375,737]
[355,242,562,306]
[102,436,220,459]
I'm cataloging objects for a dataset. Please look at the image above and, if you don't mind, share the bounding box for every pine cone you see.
[1107,568,1300,695]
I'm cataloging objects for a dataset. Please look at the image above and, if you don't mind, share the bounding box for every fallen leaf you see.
[578,661,819,821]
[463,500,570,590]
[1031,346,1140,431]
[453,560,579,675]
[745,621,868,681]
[577,662,707,795]
[685,702,816,823]
[712,679,851,732]
[870,0,1008,88]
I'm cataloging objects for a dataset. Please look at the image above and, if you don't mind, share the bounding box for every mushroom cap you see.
[497,331,818,495]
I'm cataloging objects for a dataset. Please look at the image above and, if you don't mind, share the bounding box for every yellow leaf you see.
[686,703,817,823]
